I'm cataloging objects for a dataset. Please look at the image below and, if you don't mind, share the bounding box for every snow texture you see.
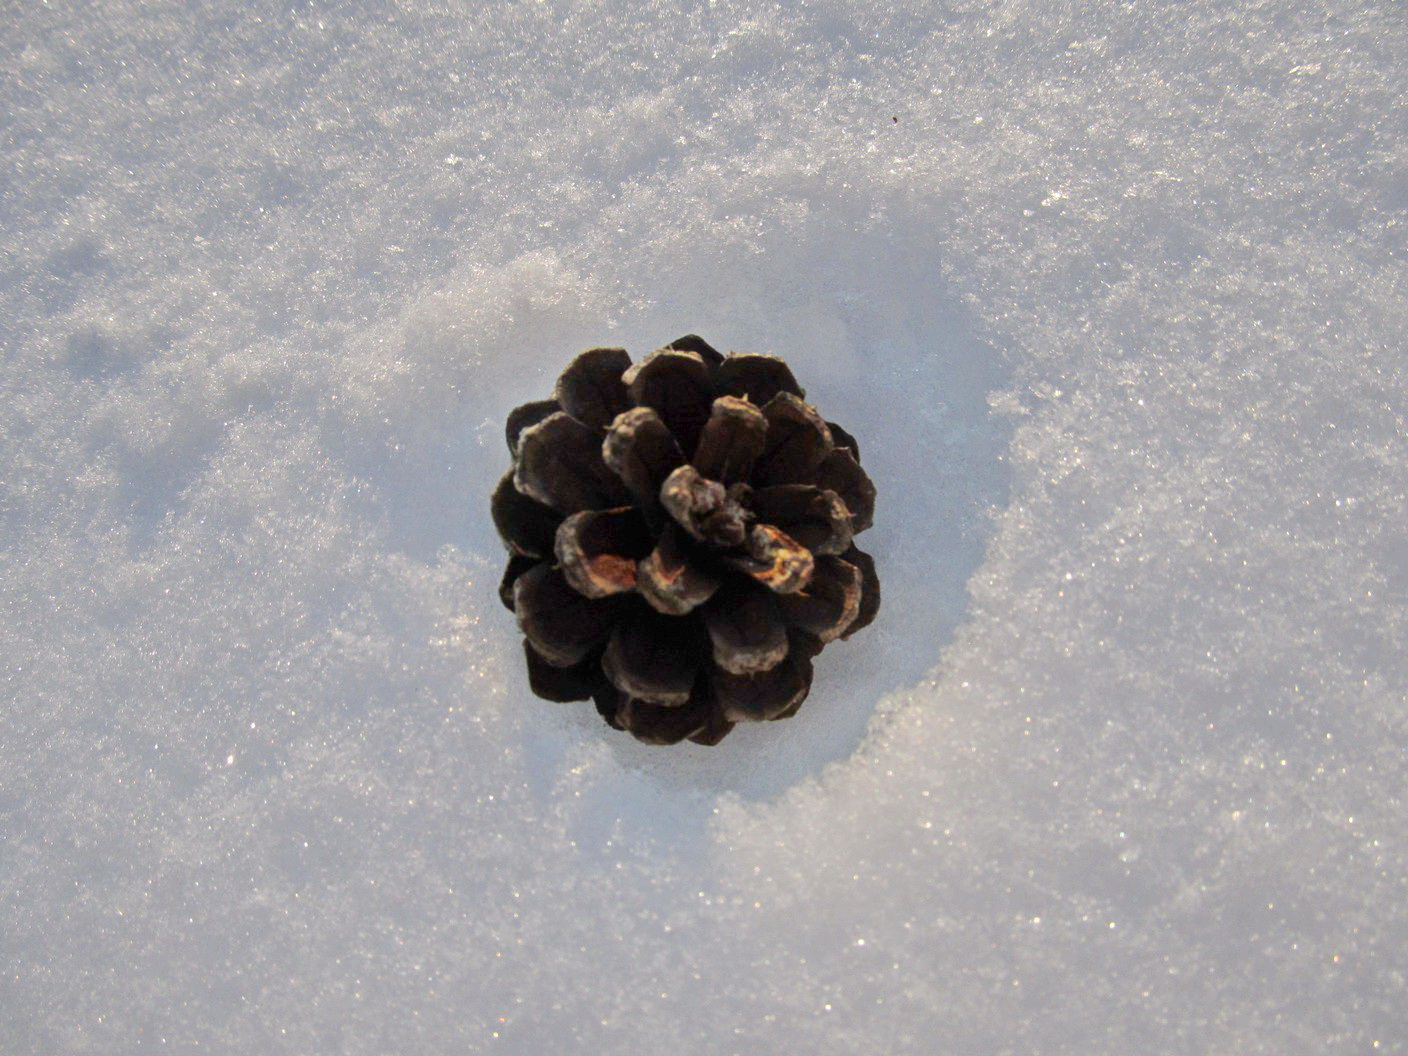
[2,0,1405,1052]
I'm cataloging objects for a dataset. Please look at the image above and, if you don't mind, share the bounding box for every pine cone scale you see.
[752,393,835,486]
[775,555,864,644]
[601,606,698,705]
[663,333,726,369]
[554,347,633,430]
[636,525,721,616]
[513,563,622,668]
[498,554,538,612]
[838,546,881,640]
[601,406,684,524]
[825,421,860,462]
[555,507,653,598]
[505,398,560,455]
[692,396,767,484]
[748,484,854,557]
[714,354,805,406]
[523,640,601,703]
[491,471,562,558]
[622,350,715,457]
[702,579,790,675]
[712,640,813,722]
[516,412,630,514]
[725,523,814,594]
[813,447,875,533]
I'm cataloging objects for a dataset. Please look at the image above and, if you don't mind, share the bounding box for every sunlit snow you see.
[2,0,1404,1052]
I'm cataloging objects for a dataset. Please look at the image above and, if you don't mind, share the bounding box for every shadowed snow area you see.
[1,0,1405,1053]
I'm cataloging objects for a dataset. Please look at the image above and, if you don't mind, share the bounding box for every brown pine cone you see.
[492,335,879,746]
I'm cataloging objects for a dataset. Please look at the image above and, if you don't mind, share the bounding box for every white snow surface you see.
[2,0,1406,1052]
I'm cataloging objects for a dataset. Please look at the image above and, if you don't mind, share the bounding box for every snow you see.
[2,0,1405,1052]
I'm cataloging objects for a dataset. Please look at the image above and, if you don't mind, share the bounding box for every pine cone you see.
[492,335,879,746]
